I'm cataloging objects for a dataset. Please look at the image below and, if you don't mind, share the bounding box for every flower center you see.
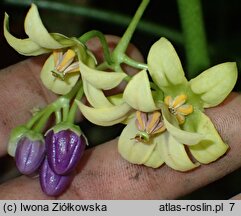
[134,110,166,143]
[164,94,193,124]
[52,49,79,80]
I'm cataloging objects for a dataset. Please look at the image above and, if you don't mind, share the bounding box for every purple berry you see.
[45,127,86,175]
[40,158,73,196]
[15,136,45,175]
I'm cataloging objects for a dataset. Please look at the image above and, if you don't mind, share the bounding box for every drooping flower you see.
[118,37,238,171]
[3,3,93,94]
[15,132,45,175]
[45,122,87,175]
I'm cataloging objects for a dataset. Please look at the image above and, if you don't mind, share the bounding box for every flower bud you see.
[40,157,72,196]
[15,131,45,175]
[45,123,87,175]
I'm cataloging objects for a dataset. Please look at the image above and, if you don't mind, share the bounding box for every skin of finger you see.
[0,93,241,199]
[230,193,241,200]
[0,56,57,156]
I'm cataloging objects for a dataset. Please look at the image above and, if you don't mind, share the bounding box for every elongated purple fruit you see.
[40,157,73,196]
[15,135,45,175]
[45,123,86,175]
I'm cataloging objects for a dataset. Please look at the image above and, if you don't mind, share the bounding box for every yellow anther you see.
[53,50,61,66]
[172,94,187,108]
[136,111,146,131]
[176,114,185,125]
[177,104,193,115]
[56,49,76,71]
[146,111,161,134]
[152,124,166,134]
[164,94,193,125]
[134,110,166,143]
[164,95,172,106]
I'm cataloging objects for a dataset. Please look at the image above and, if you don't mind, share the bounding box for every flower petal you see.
[156,132,199,171]
[143,143,164,168]
[147,37,187,88]
[40,54,79,95]
[4,13,49,56]
[76,100,131,126]
[24,4,64,49]
[83,79,113,108]
[161,104,209,145]
[123,70,157,112]
[190,62,238,108]
[185,111,229,164]
[118,119,157,165]
[78,60,127,90]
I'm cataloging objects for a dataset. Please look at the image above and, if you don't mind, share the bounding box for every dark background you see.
[0,0,241,199]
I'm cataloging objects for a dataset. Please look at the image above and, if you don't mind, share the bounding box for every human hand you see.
[0,37,241,200]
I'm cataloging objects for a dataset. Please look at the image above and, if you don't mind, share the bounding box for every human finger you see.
[0,93,241,199]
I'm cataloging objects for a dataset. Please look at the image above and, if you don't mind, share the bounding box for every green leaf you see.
[190,62,238,108]
[161,104,209,145]
[147,37,187,88]
[156,132,199,171]
[123,70,157,112]
[76,100,131,126]
[4,13,49,56]
[185,111,229,164]
[78,60,127,90]
[40,54,80,95]
[118,119,157,165]
[24,4,64,49]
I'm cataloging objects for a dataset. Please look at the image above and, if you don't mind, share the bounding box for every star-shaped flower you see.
[118,37,238,171]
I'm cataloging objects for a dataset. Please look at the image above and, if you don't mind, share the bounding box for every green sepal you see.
[156,132,199,171]
[8,125,29,157]
[24,4,63,49]
[143,142,165,168]
[78,60,127,90]
[8,126,44,157]
[76,100,131,126]
[45,122,81,136]
[147,37,188,89]
[107,94,124,106]
[123,70,157,112]
[190,62,238,108]
[83,79,113,108]
[4,13,49,56]
[184,110,229,164]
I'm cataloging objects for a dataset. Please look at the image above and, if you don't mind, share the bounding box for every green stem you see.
[33,106,55,133]
[67,84,84,124]
[79,30,112,64]
[112,0,150,66]
[55,110,62,124]
[123,54,148,70]
[177,0,210,78]
[26,108,48,129]
[96,61,110,71]
[62,105,70,122]
[3,0,183,44]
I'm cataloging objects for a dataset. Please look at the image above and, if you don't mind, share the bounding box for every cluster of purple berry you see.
[14,124,86,196]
